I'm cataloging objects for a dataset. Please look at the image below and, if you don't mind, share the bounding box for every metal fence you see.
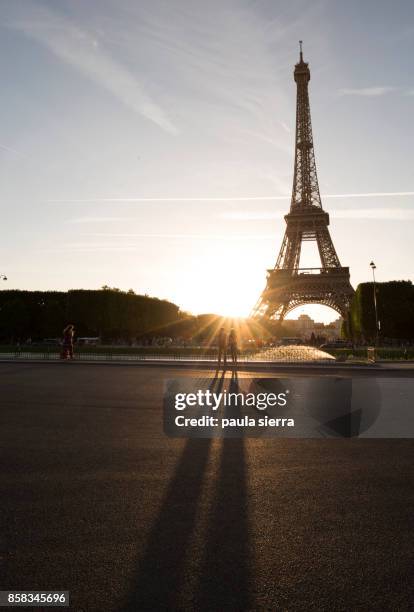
[3,345,409,363]
[0,346,338,363]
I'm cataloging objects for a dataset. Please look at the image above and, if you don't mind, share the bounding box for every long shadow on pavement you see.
[194,369,251,610]
[123,435,212,611]
[123,371,250,611]
[122,373,225,611]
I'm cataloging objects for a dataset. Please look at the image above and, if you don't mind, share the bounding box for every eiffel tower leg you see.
[316,227,340,268]
[278,303,290,322]
[276,229,302,270]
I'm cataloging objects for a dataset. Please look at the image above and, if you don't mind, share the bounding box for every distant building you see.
[297,314,314,333]
[324,318,343,340]
[285,315,343,340]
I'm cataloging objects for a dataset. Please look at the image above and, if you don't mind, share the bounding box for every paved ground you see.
[1,363,413,611]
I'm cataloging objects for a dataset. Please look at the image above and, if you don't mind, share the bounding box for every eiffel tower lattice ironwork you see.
[251,42,354,321]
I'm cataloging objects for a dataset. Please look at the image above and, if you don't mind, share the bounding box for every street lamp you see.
[369,261,379,346]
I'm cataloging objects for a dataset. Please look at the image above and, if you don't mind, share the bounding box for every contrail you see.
[223,208,414,221]
[81,233,277,240]
[47,191,414,204]
[48,196,290,203]
[324,191,414,199]
[0,143,26,157]
[11,1,177,135]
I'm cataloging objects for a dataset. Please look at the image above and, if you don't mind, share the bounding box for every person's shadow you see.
[193,368,251,610]
[123,436,212,611]
[123,369,251,611]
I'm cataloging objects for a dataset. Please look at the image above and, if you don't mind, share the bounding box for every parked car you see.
[76,337,100,346]
[280,337,303,346]
[320,340,352,349]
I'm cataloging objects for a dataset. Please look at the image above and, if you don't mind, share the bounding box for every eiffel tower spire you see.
[251,44,354,321]
[291,40,322,211]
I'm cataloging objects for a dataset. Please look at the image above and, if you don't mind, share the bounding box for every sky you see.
[0,0,413,322]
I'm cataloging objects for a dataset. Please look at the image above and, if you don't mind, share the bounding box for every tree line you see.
[0,287,248,344]
[0,288,182,343]
[1,280,412,344]
[348,280,414,343]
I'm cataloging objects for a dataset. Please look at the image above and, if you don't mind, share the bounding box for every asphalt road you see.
[1,363,413,611]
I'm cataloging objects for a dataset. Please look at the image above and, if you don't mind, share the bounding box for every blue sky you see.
[1,0,413,321]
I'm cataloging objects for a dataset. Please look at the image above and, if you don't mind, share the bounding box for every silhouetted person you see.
[217,327,227,368]
[228,328,238,366]
[61,324,75,360]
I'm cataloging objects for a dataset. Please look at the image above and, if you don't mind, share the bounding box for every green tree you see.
[349,281,414,342]
[0,298,30,342]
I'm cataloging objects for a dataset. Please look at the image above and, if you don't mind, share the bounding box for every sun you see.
[171,241,268,318]
[179,268,257,318]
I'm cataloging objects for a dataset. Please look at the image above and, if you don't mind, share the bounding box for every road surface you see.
[1,363,413,611]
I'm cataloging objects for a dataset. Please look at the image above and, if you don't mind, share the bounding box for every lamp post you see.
[369,261,379,346]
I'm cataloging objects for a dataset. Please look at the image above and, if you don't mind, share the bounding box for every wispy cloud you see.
[39,234,277,253]
[338,86,396,97]
[279,121,291,134]
[47,191,414,204]
[0,142,26,157]
[221,208,414,221]
[221,211,281,220]
[80,233,275,240]
[333,208,414,220]
[321,191,414,199]
[38,246,139,253]
[68,217,131,224]
[8,1,177,134]
[48,196,290,204]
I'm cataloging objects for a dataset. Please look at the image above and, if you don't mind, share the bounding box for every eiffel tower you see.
[251,42,354,321]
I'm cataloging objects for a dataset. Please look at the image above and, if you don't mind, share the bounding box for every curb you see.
[1,358,413,376]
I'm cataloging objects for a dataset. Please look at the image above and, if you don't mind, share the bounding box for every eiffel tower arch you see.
[251,43,354,322]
